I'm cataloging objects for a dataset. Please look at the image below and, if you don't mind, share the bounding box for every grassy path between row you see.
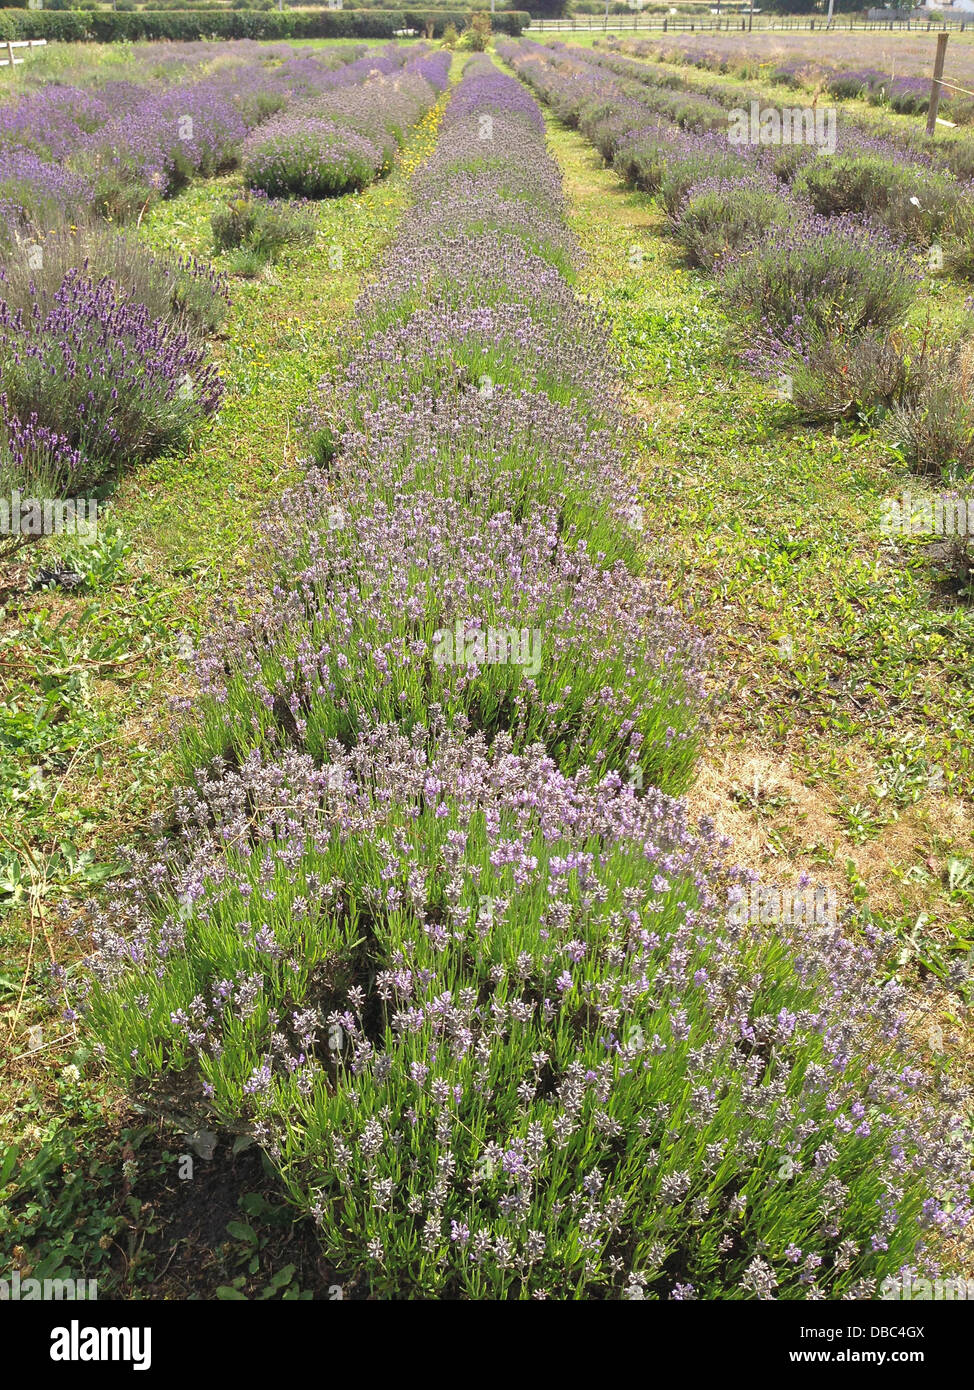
[0,99,444,1299]
[542,113,974,1071]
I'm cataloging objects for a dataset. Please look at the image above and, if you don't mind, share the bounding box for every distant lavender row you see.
[584,43,974,187]
[0,42,418,243]
[504,45,930,349]
[503,39,974,461]
[0,44,447,497]
[508,39,974,200]
[612,33,974,121]
[243,50,450,199]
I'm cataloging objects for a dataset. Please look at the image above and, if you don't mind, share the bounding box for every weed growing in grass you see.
[242,58,448,201]
[212,191,317,265]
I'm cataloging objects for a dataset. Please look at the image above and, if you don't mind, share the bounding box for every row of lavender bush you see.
[70,58,972,1299]
[0,44,440,501]
[502,40,974,475]
[584,43,974,246]
[242,49,450,198]
[0,41,392,240]
[611,34,973,122]
[524,43,974,250]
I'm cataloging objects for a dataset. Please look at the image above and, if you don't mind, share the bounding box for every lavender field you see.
[617,27,974,102]
[0,26,972,1326]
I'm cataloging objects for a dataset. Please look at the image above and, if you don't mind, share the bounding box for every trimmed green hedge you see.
[405,9,529,34]
[0,11,90,39]
[0,9,530,40]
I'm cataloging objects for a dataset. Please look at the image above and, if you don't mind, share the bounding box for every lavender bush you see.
[793,154,963,246]
[721,214,916,345]
[672,176,793,271]
[828,69,884,101]
[942,201,974,281]
[0,270,222,486]
[776,328,919,425]
[243,116,386,199]
[883,338,974,475]
[0,226,230,338]
[0,394,83,504]
[0,151,92,252]
[244,62,444,201]
[874,76,932,118]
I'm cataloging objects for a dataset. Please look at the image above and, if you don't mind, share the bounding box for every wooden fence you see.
[0,38,48,70]
[527,15,974,34]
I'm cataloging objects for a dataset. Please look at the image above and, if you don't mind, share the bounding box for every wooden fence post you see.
[926,31,949,136]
